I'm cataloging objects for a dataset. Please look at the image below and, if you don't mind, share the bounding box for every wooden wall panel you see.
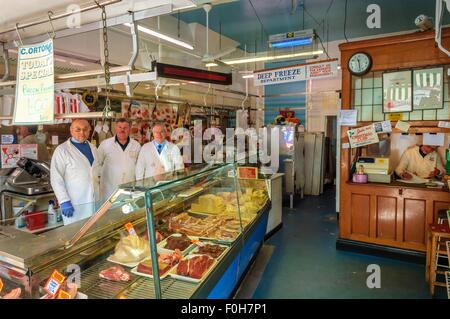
[376,196,397,240]
[403,199,426,244]
[351,194,371,236]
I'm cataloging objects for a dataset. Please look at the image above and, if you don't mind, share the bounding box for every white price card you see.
[395,121,410,133]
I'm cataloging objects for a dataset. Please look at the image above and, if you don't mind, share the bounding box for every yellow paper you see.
[395,121,410,133]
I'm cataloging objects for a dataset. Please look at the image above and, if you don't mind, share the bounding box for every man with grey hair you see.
[98,118,141,201]
[135,123,184,180]
[50,119,100,225]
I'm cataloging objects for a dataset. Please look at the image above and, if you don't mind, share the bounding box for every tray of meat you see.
[1,287,22,299]
[190,242,229,259]
[158,233,195,255]
[131,249,182,279]
[169,254,216,283]
[99,265,132,282]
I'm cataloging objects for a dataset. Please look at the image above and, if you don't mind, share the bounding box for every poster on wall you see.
[0,144,38,168]
[13,39,54,124]
[347,124,379,148]
[383,70,412,113]
[413,67,444,110]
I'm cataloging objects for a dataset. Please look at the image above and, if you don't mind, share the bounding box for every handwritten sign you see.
[237,167,258,179]
[347,125,379,148]
[13,39,54,124]
[254,60,337,86]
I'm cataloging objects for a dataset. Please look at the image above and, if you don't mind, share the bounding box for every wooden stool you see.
[425,224,450,296]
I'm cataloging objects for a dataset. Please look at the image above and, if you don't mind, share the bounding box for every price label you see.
[57,289,72,299]
[0,278,3,293]
[125,222,137,235]
[44,270,65,297]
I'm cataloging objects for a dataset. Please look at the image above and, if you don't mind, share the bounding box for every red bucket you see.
[25,211,48,231]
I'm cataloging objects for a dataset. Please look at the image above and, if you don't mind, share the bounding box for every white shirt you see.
[50,139,100,224]
[98,136,141,201]
[135,140,184,180]
[395,145,445,179]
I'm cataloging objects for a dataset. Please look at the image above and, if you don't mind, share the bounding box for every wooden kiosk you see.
[338,29,450,257]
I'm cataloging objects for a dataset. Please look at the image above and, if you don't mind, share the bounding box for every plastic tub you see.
[25,211,48,231]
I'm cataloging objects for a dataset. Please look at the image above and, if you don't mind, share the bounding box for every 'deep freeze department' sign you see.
[253,59,338,86]
[13,39,54,124]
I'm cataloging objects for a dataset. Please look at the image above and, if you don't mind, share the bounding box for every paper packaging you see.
[395,121,411,133]
[423,133,445,147]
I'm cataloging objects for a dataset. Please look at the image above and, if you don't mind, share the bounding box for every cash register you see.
[356,157,392,183]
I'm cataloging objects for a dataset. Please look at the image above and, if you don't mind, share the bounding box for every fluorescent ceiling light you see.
[124,23,194,50]
[222,50,323,65]
[69,61,86,67]
[270,38,313,48]
[242,74,254,79]
[205,62,218,67]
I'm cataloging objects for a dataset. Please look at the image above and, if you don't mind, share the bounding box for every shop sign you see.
[253,59,338,86]
[347,124,379,148]
[13,39,54,124]
[237,167,258,179]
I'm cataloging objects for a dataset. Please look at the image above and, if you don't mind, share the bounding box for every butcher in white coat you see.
[395,144,445,180]
[50,119,100,225]
[98,118,141,201]
[135,123,184,180]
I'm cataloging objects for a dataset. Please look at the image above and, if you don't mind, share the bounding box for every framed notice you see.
[383,70,412,113]
[413,67,444,110]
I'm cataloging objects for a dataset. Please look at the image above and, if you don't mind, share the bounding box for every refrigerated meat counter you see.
[0,163,271,299]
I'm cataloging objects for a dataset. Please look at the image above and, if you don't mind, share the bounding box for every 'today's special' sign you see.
[253,59,338,86]
[13,39,54,124]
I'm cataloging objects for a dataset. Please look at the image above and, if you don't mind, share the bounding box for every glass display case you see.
[0,163,270,299]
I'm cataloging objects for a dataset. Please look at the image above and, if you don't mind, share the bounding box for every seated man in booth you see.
[395,144,445,180]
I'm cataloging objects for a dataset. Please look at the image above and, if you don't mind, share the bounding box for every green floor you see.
[252,186,448,299]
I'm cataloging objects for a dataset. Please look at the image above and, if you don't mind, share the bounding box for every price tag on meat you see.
[0,278,3,293]
[44,270,65,297]
[125,223,137,235]
[57,290,72,299]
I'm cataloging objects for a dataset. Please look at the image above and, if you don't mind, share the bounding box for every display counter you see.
[0,163,271,299]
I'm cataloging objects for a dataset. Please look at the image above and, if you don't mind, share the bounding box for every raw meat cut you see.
[99,266,131,282]
[176,255,214,279]
[196,244,226,258]
[2,288,21,299]
[136,249,182,276]
[164,234,192,251]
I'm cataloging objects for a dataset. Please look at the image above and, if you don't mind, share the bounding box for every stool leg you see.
[430,234,438,296]
[426,230,431,282]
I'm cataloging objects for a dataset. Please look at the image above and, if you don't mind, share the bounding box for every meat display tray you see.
[189,241,229,260]
[169,254,217,284]
[157,234,195,256]
[130,258,174,280]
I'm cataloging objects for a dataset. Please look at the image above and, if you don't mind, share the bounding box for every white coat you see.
[395,145,445,179]
[98,136,141,201]
[50,139,101,225]
[135,141,184,180]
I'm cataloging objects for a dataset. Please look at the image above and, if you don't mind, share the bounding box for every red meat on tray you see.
[99,266,131,282]
[176,255,214,279]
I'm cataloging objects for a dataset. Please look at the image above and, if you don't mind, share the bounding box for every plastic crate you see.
[25,211,48,231]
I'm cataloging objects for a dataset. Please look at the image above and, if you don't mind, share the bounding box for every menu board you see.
[13,39,54,124]
[383,70,412,113]
[413,67,443,110]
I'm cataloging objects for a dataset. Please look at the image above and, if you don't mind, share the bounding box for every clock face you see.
[348,52,372,75]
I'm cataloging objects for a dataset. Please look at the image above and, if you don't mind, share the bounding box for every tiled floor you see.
[251,186,447,299]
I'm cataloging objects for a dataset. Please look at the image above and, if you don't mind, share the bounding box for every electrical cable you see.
[343,0,349,42]
[316,34,330,59]
[248,0,269,38]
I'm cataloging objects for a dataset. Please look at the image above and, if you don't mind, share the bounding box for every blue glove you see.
[61,201,74,218]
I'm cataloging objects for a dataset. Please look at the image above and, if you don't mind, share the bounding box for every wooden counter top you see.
[346,181,449,193]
